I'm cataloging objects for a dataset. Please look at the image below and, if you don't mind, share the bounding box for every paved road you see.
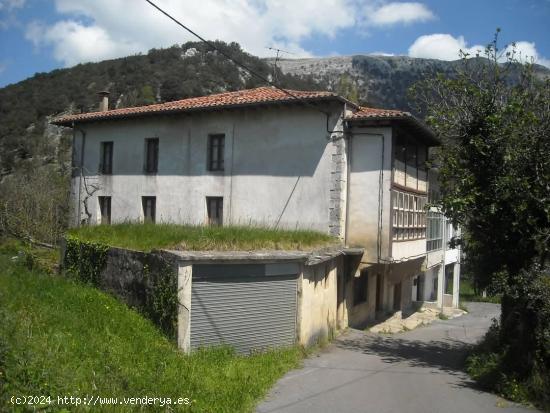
[258,303,536,413]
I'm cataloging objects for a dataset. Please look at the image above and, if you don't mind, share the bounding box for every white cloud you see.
[0,0,25,11]
[0,0,25,29]
[368,2,434,26]
[502,41,550,68]
[25,0,359,67]
[369,51,396,56]
[407,34,550,68]
[408,34,484,61]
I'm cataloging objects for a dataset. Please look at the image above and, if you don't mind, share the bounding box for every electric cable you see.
[144,0,336,116]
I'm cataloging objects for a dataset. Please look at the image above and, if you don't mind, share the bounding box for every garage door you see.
[191,263,298,353]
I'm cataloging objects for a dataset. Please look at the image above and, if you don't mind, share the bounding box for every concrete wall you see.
[346,127,393,260]
[71,104,346,236]
[298,258,340,346]
[392,239,426,261]
[62,244,181,338]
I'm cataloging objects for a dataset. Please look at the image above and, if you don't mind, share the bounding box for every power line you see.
[266,46,295,82]
[144,0,321,111]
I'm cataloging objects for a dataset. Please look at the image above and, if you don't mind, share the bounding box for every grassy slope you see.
[0,250,303,412]
[68,222,336,252]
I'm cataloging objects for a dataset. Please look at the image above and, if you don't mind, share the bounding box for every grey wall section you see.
[191,263,299,353]
[61,243,180,338]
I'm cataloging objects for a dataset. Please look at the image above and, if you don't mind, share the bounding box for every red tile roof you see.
[346,106,411,120]
[346,106,439,145]
[52,86,346,126]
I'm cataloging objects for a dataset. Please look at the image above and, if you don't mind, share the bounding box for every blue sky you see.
[1,0,549,87]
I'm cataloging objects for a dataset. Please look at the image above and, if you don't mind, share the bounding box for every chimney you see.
[97,91,110,112]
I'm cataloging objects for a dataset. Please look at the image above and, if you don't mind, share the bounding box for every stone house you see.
[53,87,460,352]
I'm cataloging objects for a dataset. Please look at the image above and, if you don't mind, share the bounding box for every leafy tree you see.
[412,31,550,407]
[138,85,156,105]
[335,74,359,104]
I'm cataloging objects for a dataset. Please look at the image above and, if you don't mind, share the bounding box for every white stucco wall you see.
[391,239,426,261]
[346,127,393,260]
[71,104,345,233]
[445,247,459,264]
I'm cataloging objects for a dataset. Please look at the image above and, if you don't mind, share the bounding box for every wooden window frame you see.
[426,211,443,251]
[144,138,159,174]
[99,141,113,175]
[142,196,156,223]
[206,196,223,226]
[392,189,427,241]
[207,134,225,172]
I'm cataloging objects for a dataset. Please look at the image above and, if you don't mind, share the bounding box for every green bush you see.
[64,235,108,286]
[466,267,550,410]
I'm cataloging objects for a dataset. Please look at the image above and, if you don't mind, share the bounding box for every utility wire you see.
[144,0,327,114]
[266,46,295,83]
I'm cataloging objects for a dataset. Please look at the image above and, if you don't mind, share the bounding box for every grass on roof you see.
[67,222,337,252]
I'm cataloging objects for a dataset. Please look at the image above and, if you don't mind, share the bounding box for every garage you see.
[190,262,299,353]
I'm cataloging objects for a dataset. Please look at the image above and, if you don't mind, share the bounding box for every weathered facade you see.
[54,87,461,352]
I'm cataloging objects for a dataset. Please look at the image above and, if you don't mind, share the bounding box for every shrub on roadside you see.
[466,265,550,410]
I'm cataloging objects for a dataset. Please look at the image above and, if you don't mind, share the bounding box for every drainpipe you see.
[343,128,351,246]
[73,122,86,227]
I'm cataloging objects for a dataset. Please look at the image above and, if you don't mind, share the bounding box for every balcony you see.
[391,189,427,260]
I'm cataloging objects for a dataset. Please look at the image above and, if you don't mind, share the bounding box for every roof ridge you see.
[52,86,343,126]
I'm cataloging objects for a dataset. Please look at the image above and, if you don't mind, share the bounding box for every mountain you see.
[0,41,322,175]
[269,55,550,113]
[1,42,549,244]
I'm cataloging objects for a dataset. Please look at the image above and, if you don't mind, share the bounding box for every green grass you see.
[460,278,501,304]
[68,222,337,252]
[0,237,59,273]
[0,251,304,412]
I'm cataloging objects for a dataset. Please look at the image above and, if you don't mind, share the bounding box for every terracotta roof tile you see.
[347,106,439,145]
[52,86,342,125]
[347,106,411,120]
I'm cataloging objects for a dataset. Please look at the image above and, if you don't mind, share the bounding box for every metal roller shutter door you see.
[191,263,298,353]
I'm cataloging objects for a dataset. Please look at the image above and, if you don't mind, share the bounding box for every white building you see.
[54,86,460,329]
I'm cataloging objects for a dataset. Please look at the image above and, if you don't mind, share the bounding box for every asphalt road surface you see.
[257,302,537,413]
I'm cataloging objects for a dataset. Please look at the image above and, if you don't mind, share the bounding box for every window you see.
[392,189,427,241]
[393,139,428,191]
[427,211,443,251]
[207,134,225,171]
[206,197,223,226]
[144,138,159,174]
[99,142,113,174]
[142,196,156,223]
[353,270,368,305]
[98,196,111,225]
